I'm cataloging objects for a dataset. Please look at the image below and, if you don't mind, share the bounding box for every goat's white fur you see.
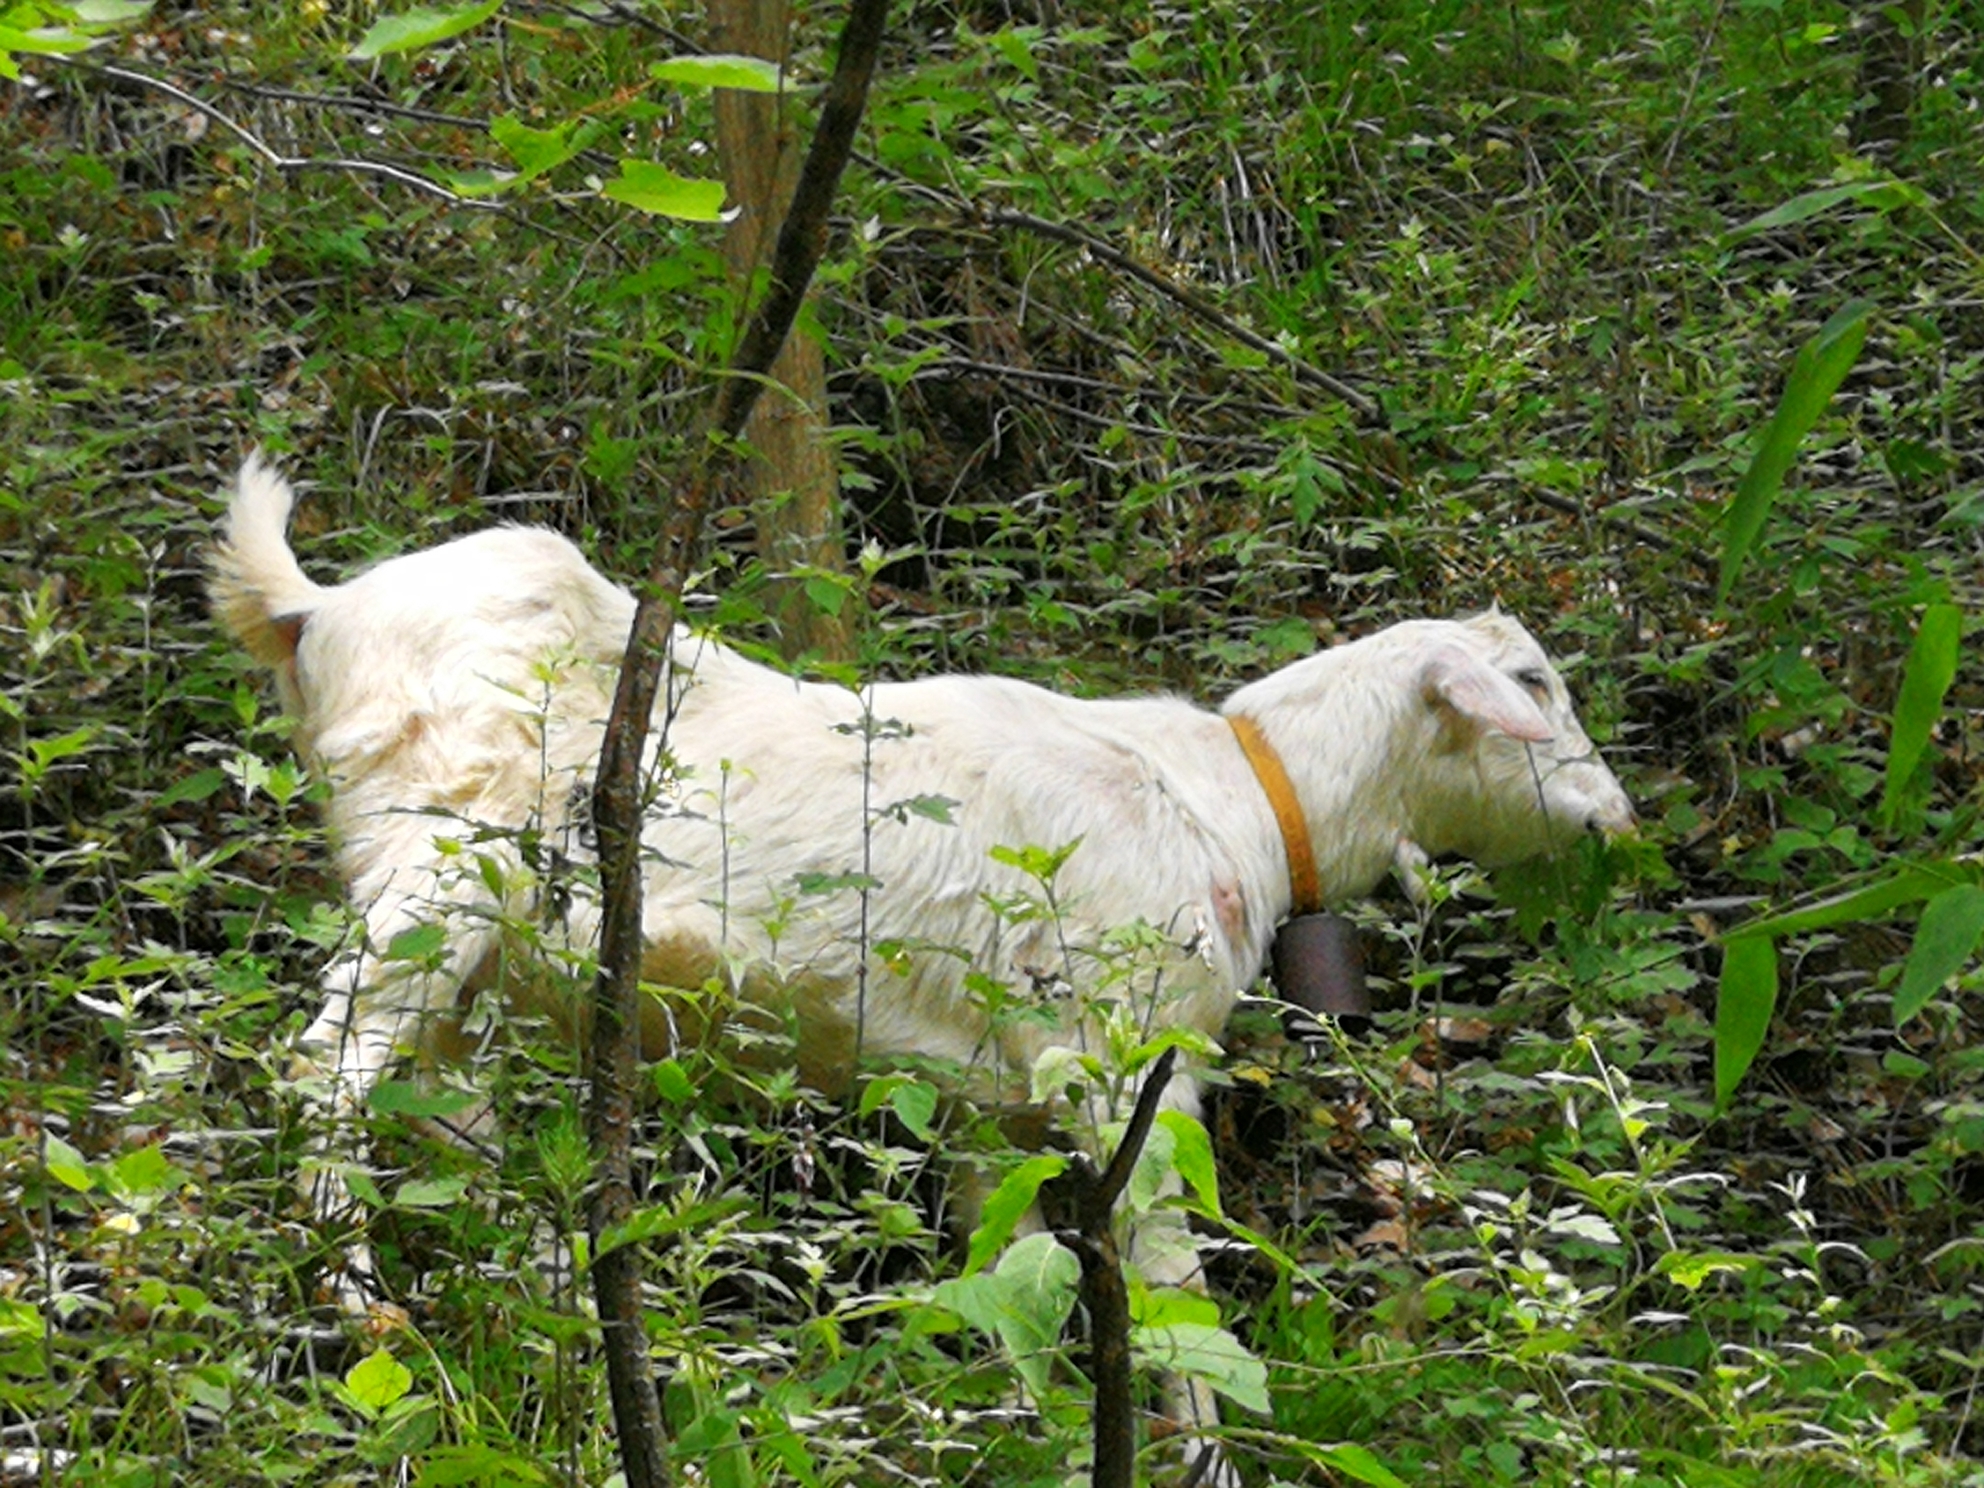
[212,453,1632,1466]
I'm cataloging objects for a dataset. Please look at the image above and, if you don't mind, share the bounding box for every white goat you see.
[212,453,1631,1465]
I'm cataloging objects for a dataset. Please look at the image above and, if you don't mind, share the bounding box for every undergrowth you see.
[4,0,1982,1483]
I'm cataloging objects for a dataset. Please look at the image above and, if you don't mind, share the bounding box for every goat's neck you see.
[1222,671,1419,909]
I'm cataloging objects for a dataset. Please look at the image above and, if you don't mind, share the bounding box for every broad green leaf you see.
[649,53,783,92]
[27,725,97,772]
[1256,615,1317,659]
[1895,885,1984,1025]
[901,793,959,824]
[344,1348,412,1413]
[155,766,227,809]
[986,26,1040,82]
[0,23,93,68]
[71,0,155,22]
[1715,936,1778,1109]
[1132,1322,1269,1414]
[395,1175,469,1209]
[888,1079,939,1140]
[1716,299,1874,606]
[107,1144,177,1198]
[1736,860,1980,939]
[963,1153,1066,1275]
[1882,603,1963,822]
[995,1230,1080,1320]
[369,1080,481,1119]
[350,0,502,59]
[43,1133,93,1192]
[601,161,728,222]
[803,573,849,616]
[489,113,599,183]
[1730,179,1932,238]
[651,1058,694,1103]
[932,1233,1078,1404]
[403,1444,550,1486]
[1281,1442,1412,1488]
[1156,1109,1221,1216]
[0,1297,45,1343]
[384,922,448,962]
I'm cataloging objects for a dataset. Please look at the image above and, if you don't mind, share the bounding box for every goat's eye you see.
[1516,668,1550,698]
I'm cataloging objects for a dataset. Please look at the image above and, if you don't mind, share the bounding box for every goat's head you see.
[1402,610,1635,867]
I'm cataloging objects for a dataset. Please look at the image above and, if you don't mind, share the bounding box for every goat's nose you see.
[1587,801,1638,837]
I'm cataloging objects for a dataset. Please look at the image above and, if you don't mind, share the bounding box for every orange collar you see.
[1228,714,1322,916]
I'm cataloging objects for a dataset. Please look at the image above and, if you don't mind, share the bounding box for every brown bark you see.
[586,4,892,1484]
[1045,1046,1180,1488]
[711,0,852,662]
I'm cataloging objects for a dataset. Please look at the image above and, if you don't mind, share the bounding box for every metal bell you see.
[1269,911,1369,1023]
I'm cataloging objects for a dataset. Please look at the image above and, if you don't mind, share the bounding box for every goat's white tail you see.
[209,451,326,669]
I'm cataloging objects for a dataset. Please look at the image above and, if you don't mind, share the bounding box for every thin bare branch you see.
[979,207,1382,423]
[78,62,504,211]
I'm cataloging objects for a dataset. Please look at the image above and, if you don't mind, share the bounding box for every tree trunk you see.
[710,0,852,663]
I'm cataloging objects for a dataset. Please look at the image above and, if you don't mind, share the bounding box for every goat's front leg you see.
[291,864,506,1310]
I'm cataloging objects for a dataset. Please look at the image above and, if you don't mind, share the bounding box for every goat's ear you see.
[1420,646,1554,742]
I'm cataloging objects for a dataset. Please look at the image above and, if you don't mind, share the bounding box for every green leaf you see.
[350,0,502,59]
[803,573,849,616]
[369,1081,481,1120]
[649,53,783,92]
[26,725,97,774]
[1715,936,1778,1109]
[1655,1250,1762,1290]
[1737,861,1981,939]
[988,838,1083,885]
[489,113,598,183]
[963,1153,1066,1275]
[889,1079,939,1140]
[155,766,227,809]
[901,793,958,824]
[106,1144,177,1198]
[72,0,156,22]
[596,1196,748,1258]
[1730,179,1932,238]
[1283,1443,1412,1488]
[651,1057,694,1103]
[44,1133,94,1192]
[395,1176,469,1209]
[933,1232,1078,1404]
[1882,603,1962,823]
[601,161,728,221]
[0,23,93,66]
[1155,1109,1220,1216]
[986,26,1040,82]
[1715,299,1873,606]
[1895,885,1984,1025]
[1255,616,1317,660]
[344,1349,412,1413]
[1133,1322,1269,1414]
[384,922,449,962]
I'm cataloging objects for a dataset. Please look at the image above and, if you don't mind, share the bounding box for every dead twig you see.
[78,62,504,211]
